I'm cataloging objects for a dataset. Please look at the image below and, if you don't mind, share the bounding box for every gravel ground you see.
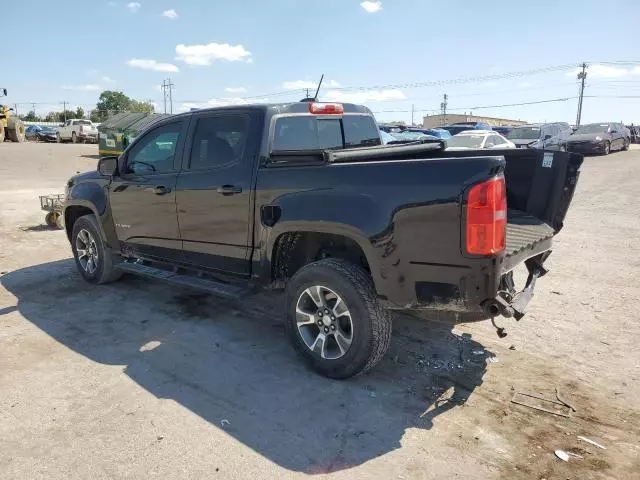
[1,142,639,479]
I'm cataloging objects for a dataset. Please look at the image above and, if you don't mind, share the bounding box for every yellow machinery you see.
[0,88,26,143]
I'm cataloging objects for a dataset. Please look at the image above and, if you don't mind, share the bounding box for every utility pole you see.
[576,62,587,127]
[440,93,448,126]
[14,104,18,116]
[411,104,415,126]
[161,78,175,114]
[305,88,310,99]
[62,101,67,121]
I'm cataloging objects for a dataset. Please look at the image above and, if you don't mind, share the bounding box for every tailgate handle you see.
[217,185,242,195]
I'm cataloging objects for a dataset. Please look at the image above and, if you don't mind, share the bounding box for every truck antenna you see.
[313,74,324,101]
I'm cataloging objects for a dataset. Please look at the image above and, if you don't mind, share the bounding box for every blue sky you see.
[4,0,640,124]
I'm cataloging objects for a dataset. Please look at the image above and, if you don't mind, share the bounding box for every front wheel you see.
[284,259,392,379]
[56,133,62,143]
[603,141,610,155]
[72,132,77,144]
[71,215,122,284]
[623,138,630,151]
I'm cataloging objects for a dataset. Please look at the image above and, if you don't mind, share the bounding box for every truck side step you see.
[116,261,250,299]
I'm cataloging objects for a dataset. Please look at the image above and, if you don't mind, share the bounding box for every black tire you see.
[623,138,630,151]
[0,127,5,143]
[56,133,62,143]
[71,214,122,284]
[72,132,77,144]
[45,212,58,227]
[284,258,392,379]
[602,141,610,155]
[7,118,25,142]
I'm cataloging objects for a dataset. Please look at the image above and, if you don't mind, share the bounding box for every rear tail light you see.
[79,125,84,133]
[466,176,506,255]
[308,102,344,115]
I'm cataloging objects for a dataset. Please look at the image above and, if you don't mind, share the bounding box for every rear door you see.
[109,119,188,261]
[175,109,262,276]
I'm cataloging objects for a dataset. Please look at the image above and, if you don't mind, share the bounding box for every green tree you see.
[130,99,155,114]
[23,110,41,122]
[94,90,132,121]
[75,106,85,119]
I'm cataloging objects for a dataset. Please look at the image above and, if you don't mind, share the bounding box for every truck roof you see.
[170,101,374,119]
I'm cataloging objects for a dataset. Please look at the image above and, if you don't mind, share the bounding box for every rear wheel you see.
[284,258,392,379]
[71,215,122,284]
[623,138,630,151]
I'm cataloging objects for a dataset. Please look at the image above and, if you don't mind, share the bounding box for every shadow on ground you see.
[2,260,493,474]
[78,154,100,160]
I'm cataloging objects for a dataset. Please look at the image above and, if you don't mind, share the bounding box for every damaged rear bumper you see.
[482,251,551,320]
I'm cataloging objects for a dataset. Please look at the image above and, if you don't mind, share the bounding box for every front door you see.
[175,111,258,276]
[109,119,188,261]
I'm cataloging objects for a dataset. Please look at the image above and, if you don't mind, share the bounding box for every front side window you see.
[493,135,507,145]
[189,115,248,169]
[126,122,181,174]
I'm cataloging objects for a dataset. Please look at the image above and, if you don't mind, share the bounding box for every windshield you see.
[41,127,56,133]
[507,127,541,140]
[575,124,609,134]
[446,134,485,148]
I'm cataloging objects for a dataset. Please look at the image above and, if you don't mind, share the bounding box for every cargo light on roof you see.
[309,102,344,115]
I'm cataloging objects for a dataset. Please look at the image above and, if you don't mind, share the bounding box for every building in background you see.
[422,114,526,128]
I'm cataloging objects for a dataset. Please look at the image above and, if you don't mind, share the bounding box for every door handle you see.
[217,185,242,195]
[152,185,171,195]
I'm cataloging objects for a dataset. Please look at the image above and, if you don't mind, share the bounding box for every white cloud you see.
[107,1,117,6]
[282,79,341,90]
[127,2,141,13]
[518,82,533,88]
[225,86,247,93]
[162,9,178,19]
[127,58,179,72]
[62,84,102,92]
[566,64,640,79]
[360,1,383,13]
[102,76,116,83]
[175,42,252,66]
[324,89,405,103]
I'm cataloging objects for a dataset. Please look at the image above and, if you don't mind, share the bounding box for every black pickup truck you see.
[63,101,582,378]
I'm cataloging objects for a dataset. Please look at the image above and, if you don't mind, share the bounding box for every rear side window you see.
[189,115,248,169]
[272,115,380,151]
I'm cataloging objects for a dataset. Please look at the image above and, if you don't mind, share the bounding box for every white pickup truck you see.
[57,119,98,144]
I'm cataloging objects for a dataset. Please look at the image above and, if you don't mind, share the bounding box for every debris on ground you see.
[220,419,230,428]
[555,387,577,412]
[577,436,606,450]
[511,391,572,417]
[554,450,570,462]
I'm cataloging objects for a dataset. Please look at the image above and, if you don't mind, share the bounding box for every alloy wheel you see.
[75,228,99,275]
[295,285,353,360]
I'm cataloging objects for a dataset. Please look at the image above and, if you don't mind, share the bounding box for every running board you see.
[116,262,250,299]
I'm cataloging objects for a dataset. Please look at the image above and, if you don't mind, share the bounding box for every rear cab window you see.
[271,114,381,152]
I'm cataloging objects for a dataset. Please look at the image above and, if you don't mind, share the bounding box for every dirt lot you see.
[1,142,639,479]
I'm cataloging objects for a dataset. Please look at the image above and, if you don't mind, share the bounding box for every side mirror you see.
[98,156,118,176]
[610,130,617,134]
[1,88,6,96]
[544,134,552,140]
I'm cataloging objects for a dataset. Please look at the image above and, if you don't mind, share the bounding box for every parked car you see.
[441,122,492,136]
[25,125,59,142]
[445,130,515,151]
[566,122,630,155]
[391,130,439,142]
[57,119,99,144]
[405,128,451,140]
[506,122,572,150]
[379,129,395,144]
[492,126,513,137]
[626,124,640,144]
[63,101,582,379]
